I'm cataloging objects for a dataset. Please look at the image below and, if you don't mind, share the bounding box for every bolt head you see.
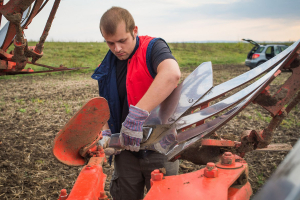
[86,165,92,170]
[151,169,163,181]
[204,167,218,178]
[206,162,215,171]
[224,152,232,156]
[60,189,67,196]
[221,152,235,165]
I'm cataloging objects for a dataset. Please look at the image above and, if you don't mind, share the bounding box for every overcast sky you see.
[2,0,300,42]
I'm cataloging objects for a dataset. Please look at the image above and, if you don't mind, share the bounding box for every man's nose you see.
[114,44,122,52]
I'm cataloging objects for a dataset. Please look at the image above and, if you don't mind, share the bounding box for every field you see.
[0,42,299,199]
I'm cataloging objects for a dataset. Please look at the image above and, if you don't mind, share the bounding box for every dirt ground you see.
[0,64,299,199]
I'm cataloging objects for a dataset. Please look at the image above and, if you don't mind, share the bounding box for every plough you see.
[0,0,85,75]
[53,39,300,199]
[2,0,299,199]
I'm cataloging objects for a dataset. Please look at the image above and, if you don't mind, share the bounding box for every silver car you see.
[243,39,288,69]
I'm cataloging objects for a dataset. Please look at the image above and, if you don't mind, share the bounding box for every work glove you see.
[153,134,176,154]
[98,129,112,149]
[104,148,122,156]
[120,105,149,152]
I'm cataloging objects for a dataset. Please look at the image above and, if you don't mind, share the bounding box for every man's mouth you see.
[116,52,125,56]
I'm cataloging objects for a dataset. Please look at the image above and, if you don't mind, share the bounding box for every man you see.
[92,6,181,200]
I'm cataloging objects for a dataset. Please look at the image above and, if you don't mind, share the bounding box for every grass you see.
[1,40,293,78]
[1,41,260,78]
[169,42,251,71]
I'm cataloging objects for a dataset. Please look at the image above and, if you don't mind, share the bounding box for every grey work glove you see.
[120,105,149,152]
[99,129,121,156]
[98,129,112,149]
[104,148,122,156]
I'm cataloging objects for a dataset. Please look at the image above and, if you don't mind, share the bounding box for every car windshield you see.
[255,47,265,53]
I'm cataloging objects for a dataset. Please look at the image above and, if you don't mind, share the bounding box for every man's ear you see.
[133,26,138,37]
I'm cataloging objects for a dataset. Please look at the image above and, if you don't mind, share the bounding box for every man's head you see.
[100,7,138,60]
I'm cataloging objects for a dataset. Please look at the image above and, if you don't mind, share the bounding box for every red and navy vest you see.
[92,36,160,133]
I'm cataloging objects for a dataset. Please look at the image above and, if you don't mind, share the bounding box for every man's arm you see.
[102,59,180,132]
[135,58,181,112]
[102,122,109,130]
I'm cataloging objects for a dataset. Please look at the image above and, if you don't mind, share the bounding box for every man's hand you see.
[98,129,112,148]
[120,105,149,152]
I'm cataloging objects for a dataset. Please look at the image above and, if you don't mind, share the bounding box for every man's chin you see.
[115,54,128,60]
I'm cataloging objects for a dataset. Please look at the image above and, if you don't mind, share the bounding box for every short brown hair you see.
[100,7,135,38]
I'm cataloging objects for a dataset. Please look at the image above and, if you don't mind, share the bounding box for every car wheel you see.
[256,61,265,67]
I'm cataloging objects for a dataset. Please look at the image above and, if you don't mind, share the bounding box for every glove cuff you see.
[102,129,112,137]
[123,105,149,131]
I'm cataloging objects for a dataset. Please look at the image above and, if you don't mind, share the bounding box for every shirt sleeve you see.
[151,39,177,74]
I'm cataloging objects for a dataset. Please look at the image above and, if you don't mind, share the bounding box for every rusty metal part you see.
[0,0,71,75]
[53,97,110,166]
[79,133,102,158]
[204,162,219,178]
[201,139,237,147]
[2,60,88,75]
[32,0,60,63]
[255,143,292,151]
[256,63,300,117]
[58,189,68,200]
[259,111,287,148]
[0,0,33,50]
[61,156,107,200]
[286,90,300,113]
[216,152,243,169]
[145,152,252,200]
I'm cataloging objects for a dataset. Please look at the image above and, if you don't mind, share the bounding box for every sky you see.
[1,0,300,43]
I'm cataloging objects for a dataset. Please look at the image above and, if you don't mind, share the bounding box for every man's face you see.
[102,21,138,60]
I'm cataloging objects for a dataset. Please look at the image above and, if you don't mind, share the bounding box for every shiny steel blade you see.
[142,56,282,153]
[174,58,288,130]
[144,61,213,126]
[165,60,291,161]
[166,83,267,161]
[192,40,300,108]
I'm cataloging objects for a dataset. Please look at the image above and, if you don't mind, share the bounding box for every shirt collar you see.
[128,36,139,59]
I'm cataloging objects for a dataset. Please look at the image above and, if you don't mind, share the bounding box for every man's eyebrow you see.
[118,38,126,42]
[105,38,127,44]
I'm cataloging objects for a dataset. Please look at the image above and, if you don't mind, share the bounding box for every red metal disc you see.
[216,162,243,169]
[53,97,110,166]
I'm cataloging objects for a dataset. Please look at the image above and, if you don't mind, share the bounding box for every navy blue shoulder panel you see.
[146,38,172,79]
[91,50,121,134]
[91,50,113,81]
[146,38,160,79]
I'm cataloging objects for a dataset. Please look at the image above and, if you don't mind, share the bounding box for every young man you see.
[92,7,181,200]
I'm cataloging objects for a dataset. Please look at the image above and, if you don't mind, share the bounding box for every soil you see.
[0,64,299,199]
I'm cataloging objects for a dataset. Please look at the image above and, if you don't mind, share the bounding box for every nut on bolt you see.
[99,191,108,200]
[221,152,235,166]
[151,169,163,181]
[204,162,218,178]
[85,165,92,170]
[58,189,68,200]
